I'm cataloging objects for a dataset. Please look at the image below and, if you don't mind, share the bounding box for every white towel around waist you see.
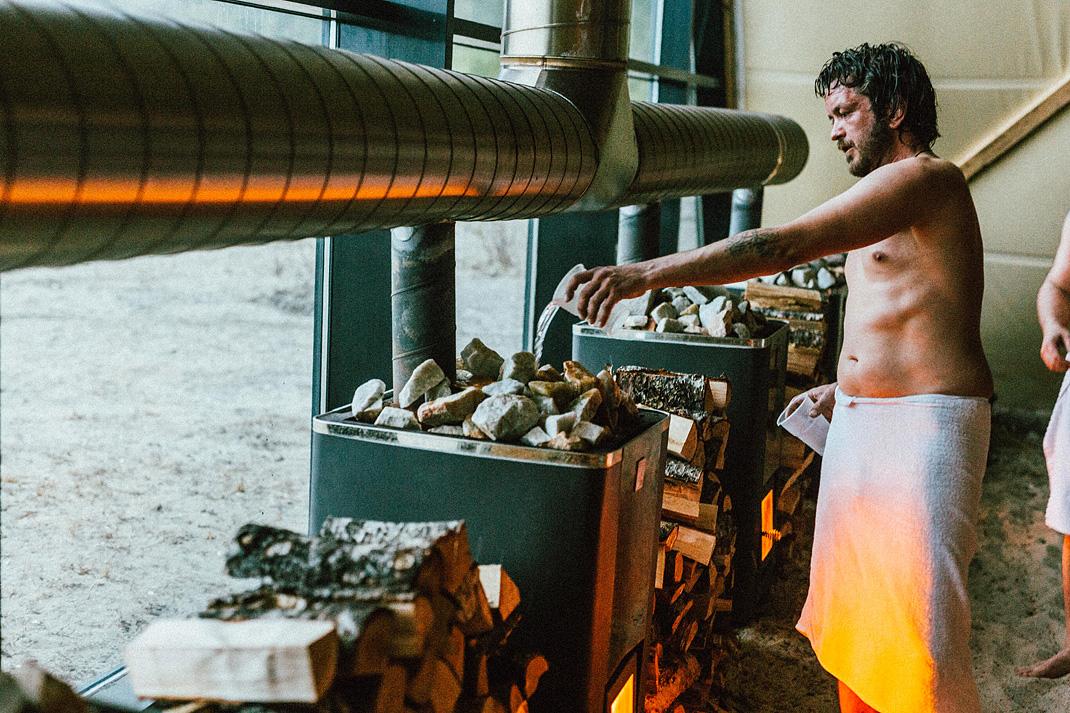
[1045,371,1070,534]
[796,388,991,713]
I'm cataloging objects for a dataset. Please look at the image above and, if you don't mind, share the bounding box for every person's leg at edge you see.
[838,680,880,713]
[1017,534,1070,678]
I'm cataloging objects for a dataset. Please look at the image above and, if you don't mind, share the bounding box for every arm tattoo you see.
[726,228,786,259]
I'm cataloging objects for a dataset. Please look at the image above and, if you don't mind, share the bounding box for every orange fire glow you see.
[761,489,775,561]
[610,672,634,713]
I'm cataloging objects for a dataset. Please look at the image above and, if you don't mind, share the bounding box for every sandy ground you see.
[2,236,1069,711]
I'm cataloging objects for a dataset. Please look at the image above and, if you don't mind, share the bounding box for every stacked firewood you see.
[349,343,641,453]
[747,259,845,557]
[614,367,739,713]
[745,279,830,383]
[124,519,544,713]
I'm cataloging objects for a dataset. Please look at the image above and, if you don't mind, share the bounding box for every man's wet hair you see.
[815,43,939,151]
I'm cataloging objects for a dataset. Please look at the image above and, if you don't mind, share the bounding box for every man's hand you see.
[1041,325,1070,373]
[805,382,837,420]
[564,264,647,327]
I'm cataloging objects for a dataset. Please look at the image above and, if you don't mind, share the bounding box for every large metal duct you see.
[622,103,808,205]
[0,0,597,270]
[0,0,807,271]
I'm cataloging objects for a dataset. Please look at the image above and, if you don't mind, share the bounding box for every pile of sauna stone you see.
[752,254,846,291]
[620,285,768,340]
[348,340,641,452]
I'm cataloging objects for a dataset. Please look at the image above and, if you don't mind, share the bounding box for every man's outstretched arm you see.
[566,156,954,326]
[1038,212,1070,372]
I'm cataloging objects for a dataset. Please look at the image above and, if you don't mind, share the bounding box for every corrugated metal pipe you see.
[0,0,807,271]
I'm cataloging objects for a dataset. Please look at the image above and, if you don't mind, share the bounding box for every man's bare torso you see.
[837,156,993,399]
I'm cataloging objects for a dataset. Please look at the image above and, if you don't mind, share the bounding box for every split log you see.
[453,566,495,636]
[201,586,436,674]
[615,367,730,415]
[671,526,716,567]
[3,663,87,713]
[661,492,700,522]
[693,503,719,534]
[428,659,462,713]
[478,565,520,624]
[442,627,466,682]
[335,664,407,713]
[658,522,680,551]
[224,522,460,597]
[745,280,823,312]
[668,550,684,585]
[124,619,339,703]
[643,654,700,713]
[320,519,473,594]
[487,652,549,699]
[667,414,698,461]
[705,419,730,471]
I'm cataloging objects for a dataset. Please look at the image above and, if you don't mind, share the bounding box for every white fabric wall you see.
[739,0,1070,409]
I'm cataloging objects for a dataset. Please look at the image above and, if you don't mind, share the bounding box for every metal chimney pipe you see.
[498,0,639,210]
[617,203,661,264]
[729,187,765,235]
[390,223,456,395]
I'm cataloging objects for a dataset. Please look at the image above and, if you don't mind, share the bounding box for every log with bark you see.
[132,519,544,713]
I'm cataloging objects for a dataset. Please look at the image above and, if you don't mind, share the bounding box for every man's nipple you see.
[872,251,886,262]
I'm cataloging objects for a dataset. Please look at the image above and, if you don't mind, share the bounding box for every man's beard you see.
[841,122,894,177]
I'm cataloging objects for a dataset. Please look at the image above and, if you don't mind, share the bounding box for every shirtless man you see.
[567,43,993,713]
[1017,211,1070,679]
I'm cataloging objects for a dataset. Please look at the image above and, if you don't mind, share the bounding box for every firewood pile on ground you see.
[615,366,739,713]
[350,341,642,453]
[122,519,543,713]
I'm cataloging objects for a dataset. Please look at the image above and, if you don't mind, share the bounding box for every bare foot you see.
[1017,648,1070,678]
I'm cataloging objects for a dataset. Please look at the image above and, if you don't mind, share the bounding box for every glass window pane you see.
[455,0,503,27]
[629,76,656,102]
[629,0,656,62]
[1,0,325,684]
[455,221,526,358]
[453,42,501,77]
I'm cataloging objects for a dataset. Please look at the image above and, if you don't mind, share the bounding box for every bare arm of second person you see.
[565,155,958,327]
[1038,212,1070,373]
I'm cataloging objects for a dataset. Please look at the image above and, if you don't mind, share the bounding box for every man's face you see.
[823,83,894,177]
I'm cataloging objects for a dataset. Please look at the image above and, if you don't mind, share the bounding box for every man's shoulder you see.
[875,153,964,187]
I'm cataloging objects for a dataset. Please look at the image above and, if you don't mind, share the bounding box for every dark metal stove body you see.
[573,321,788,624]
[309,408,669,713]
